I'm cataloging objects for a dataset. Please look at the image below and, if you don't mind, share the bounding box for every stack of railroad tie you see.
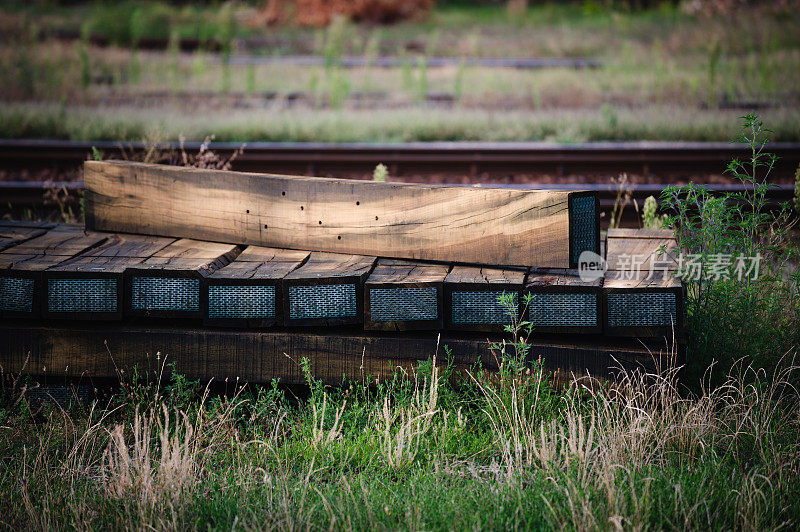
[0,160,684,342]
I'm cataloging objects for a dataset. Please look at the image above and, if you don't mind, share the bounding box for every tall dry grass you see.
[1,354,798,530]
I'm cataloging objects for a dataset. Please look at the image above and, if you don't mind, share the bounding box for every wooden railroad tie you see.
[282,252,376,327]
[0,323,674,386]
[444,266,526,333]
[203,246,309,328]
[524,269,604,335]
[603,228,684,338]
[84,160,599,269]
[123,239,243,319]
[364,259,450,331]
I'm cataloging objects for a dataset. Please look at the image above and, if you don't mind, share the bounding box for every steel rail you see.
[2,140,800,180]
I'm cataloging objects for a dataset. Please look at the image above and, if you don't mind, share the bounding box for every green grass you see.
[1,3,799,142]
[3,103,800,143]
[1,350,798,530]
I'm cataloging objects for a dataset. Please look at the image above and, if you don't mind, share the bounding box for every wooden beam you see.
[444,266,526,332]
[0,323,673,385]
[604,230,685,339]
[204,246,309,328]
[43,234,175,320]
[364,259,450,331]
[3,225,107,257]
[606,228,679,272]
[524,269,603,334]
[282,252,375,327]
[124,239,243,319]
[0,227,108,318]
[84,160,598,268]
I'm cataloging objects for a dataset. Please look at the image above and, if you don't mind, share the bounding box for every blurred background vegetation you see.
[1,0,798,143]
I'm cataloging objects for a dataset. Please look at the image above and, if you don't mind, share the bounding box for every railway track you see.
[2,140,800,180]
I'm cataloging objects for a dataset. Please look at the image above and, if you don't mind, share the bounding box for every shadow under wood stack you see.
[203,246,309,327]
[364,259,450,331]
[0,223,107,318]
[603,228,685,339]
[282,252,376,326]
[124,239,243,319]
[444,266,526,332]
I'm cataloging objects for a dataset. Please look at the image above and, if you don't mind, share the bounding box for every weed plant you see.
[1,334,798,529]
[662,114,800,386]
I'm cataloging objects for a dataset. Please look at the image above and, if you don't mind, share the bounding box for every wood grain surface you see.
[84,160,581,267]
[130,238,244,275]
[0,226,48,252]
[210,246,309,280]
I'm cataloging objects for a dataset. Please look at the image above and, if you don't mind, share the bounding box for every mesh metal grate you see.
[529,293,597,327]
[0,275,35,313]
[370,287,438,321]
[130,276,199,312]
[571,195,597,264]
[26,384,92,407]
[288,283,356,320]
[452,291,517,324]
[607,292,676,327]
[208,284,276,319]
[48,278,118,313]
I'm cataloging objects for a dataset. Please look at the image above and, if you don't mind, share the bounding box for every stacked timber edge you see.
[525,269,603,334]
[124,239,243,319]
[444,266,526,332]
[83,160,599,269]
[204,246,309,327]
[365,259,450,331]
[0,224,108,318]
[0,222,686,385]
[603,228,684,338]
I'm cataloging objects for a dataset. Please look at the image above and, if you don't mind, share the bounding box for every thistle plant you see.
[642,195,666,230]
[373,163,388,182]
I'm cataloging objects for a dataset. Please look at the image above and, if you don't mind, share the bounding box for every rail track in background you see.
[3,140,800,181]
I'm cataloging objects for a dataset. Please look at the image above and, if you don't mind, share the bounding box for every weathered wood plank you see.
[606,230,679,272]
[4,225,107,258]
[0,227,109,318]
[444,266,527,332]
[603,230,685,339]
[204,246,310,327]
[124,239,243,318]
[0,323,673,385]
[364,259,450,331]
[282,252,376,326]
[84,160,598,268]
[0,226,48,252]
